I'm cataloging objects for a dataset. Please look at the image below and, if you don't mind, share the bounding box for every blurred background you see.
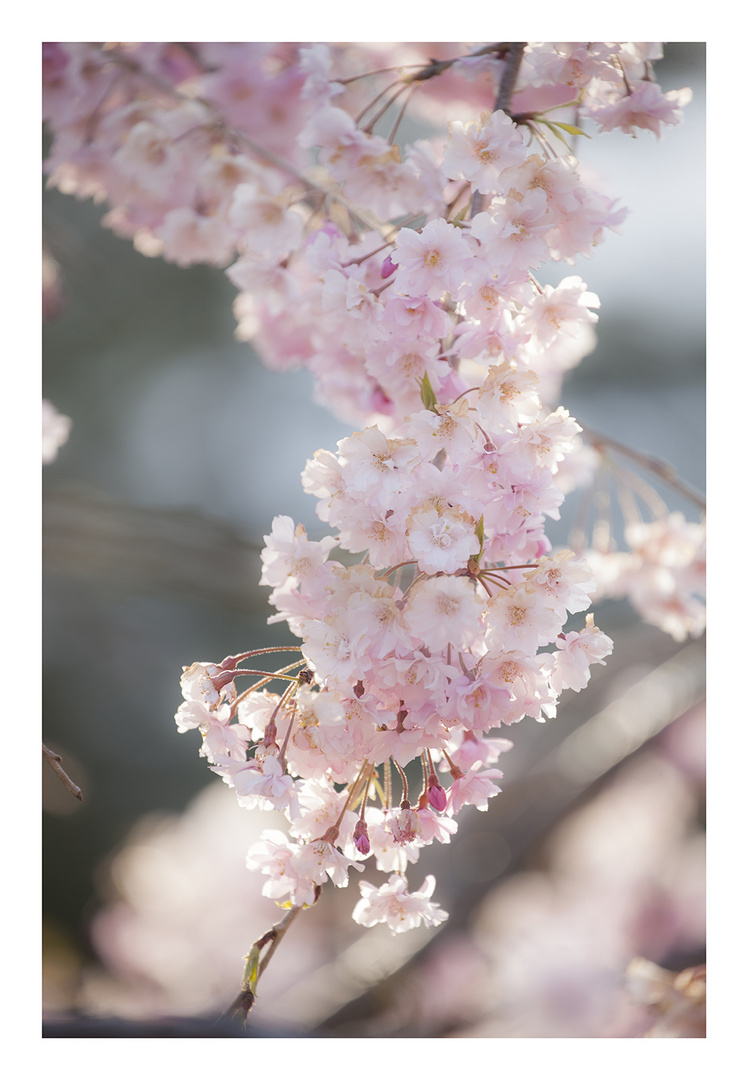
[42,43,705,1037]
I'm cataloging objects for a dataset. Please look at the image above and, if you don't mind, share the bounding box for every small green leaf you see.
[474,514,485,560]
[418,371,439,413]
[240,945,261,994]
[548,120,591,138]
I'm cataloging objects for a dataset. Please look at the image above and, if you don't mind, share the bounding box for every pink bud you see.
[427,774,447,812]
[213,668,237,691]
[353,820,370,855]
[381,254,397,279]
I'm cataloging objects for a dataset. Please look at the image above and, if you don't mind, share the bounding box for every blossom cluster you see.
[43,42,699,947]
[174,377,615,931]
[587,512,706,642]
[43,41,690,421]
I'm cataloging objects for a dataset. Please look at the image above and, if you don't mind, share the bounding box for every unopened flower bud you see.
[213,668,238,693]
[259,719,279,757]
[381,254,397,279]
[426,773,447,812]
[353,819,371,855]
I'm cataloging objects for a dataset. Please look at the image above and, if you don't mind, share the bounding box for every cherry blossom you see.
[42,40,702,1002]
[442,109,527,194]
[352,874,449,933]
[390,217,474,300]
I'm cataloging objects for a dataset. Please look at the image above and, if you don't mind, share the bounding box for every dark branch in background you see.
[43,486,267,612]
[43,742,83,801]
[495,41,527,113]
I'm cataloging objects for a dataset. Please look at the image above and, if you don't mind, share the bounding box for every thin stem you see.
[355,77,405,126]
[591,480,613,554]
[42,743,83,801]
[230,646,304,661]
[335,63,426,86]
[458,652,474,678]
[402,571,427,597]
[610,457,669,521]
[363,81,413,133]
[582,424,706,511]
[419,751,430,796]
[569,467,599,553]
[340,237,397,269]
[524,119,560,160]
[336,760,371,825]
[612,468,643,528]
[479,571,511,587]
[232,668,301,681]
[370,278,395,298]
[223,904,304,1024]
[230,659,307,716]
[370,772,387,808]
[494,562,540,571]
[387,83,419,144]
[392,758,409,805]
[442,748,462,778]
[257,905,302,978]
[278,699,299,766]
[374,560,417,580]
[476,575,494,598]
[358,762,375,820]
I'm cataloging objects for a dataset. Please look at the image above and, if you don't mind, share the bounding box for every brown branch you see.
[42,742,82,801]
[582,424,706,512]
[222,904,304,1024]
[470,43,527,220]
[495,42,527,113]
[258,905,303,978]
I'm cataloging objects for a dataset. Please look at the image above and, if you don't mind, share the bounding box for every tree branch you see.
[42,742,83,801]
[495,41,527,113]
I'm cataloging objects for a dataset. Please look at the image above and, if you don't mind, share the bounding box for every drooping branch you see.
[583,424,706,512]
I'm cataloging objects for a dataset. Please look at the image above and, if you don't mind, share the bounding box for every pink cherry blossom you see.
[588,80,693,137]
[543,614,614,693]
[390,218,473,300]
[442,109,527,194]
[402,575,483,653]
[446,762,504,814]
[352,874,448,933]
